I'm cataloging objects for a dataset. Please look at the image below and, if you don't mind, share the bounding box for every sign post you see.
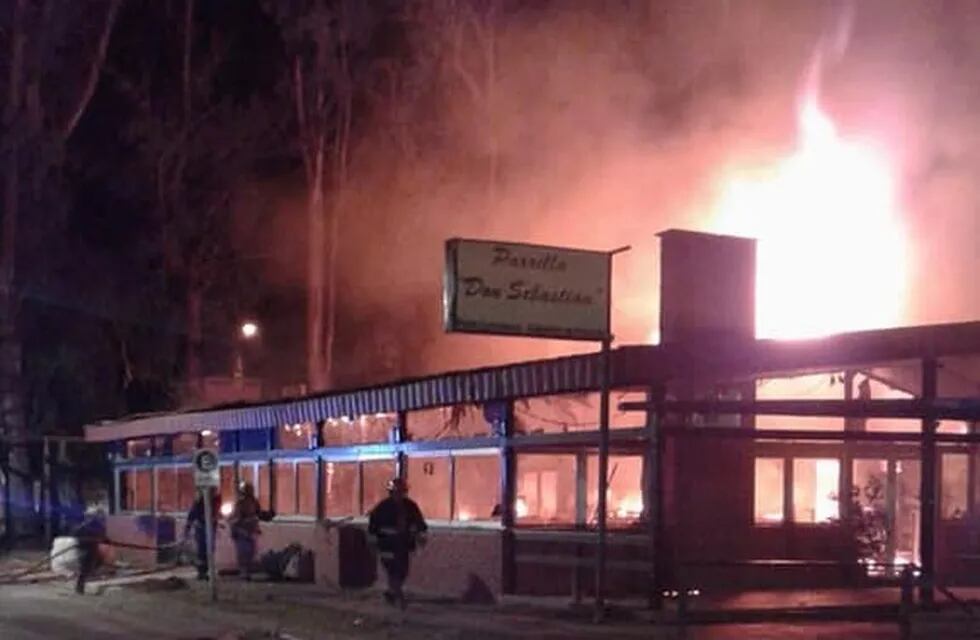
[193,448,220,602]
[443,238,628,621]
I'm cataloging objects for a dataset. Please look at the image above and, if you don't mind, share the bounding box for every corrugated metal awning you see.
[84,347,650,442]
[84,320,980,443]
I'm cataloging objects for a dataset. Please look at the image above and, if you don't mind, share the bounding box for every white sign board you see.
[192,448,220,488]
[443,238,611,341]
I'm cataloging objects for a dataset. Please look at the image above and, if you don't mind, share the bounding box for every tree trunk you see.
[307,166,328,391]
[1,0,33,540]
[185,282,203,400]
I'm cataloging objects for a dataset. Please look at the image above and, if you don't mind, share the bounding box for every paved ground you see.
[0,552,931,639]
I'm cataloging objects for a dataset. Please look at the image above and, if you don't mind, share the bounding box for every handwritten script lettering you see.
[491,247,567,272]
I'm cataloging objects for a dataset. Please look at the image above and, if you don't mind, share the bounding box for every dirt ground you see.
[0,552,906,639]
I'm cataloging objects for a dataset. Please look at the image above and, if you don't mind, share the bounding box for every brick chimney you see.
[658,229,756,346]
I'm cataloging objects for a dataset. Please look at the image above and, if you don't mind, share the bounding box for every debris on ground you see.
[125,575,189,592]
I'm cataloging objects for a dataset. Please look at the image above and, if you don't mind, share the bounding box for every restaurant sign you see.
[443,238,611,341]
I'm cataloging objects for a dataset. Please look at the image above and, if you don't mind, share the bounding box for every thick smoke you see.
[261,1,980,386]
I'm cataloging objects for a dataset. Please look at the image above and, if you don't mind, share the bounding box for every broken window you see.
[586,454,644,526]
[513,390,647,436]
[406,405,491,440]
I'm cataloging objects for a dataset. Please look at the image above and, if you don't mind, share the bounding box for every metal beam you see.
[620,398,980,422]
[919,358,939,606]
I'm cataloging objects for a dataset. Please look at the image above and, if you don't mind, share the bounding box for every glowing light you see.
[514,497,529,518]
[614,494,643,519]
[712,97,907,339]
[220,502,233,517]
[240,321,259,339]
[201,430,213,437]
[457,510,473,522]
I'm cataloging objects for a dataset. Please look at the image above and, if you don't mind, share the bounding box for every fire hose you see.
[0,516,196,585]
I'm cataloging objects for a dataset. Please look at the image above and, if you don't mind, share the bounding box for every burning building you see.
[83,229,980,603]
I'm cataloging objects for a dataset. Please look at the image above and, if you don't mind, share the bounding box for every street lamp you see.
[240,321,259,340]
[234,321,260,378]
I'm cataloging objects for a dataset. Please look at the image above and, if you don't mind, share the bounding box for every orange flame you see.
[712,97,907,340]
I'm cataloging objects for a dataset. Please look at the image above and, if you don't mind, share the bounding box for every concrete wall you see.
[105,515,503,600]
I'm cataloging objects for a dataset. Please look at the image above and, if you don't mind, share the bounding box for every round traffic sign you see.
[194,449,219,473]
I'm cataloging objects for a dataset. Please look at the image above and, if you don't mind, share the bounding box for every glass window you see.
[172,433,198,456]
[406,456,451,520]
[756,374,844,431]
[240,462,271,510]
[219,464,236,503]
[157,467,178,513]
[322,415,395,447]
[514,391,643,436]
[255,462,271,509]
[122,468,153,511]
[177,466,196,511]
[324,461,358,518]
[239,429,269,451]
[942,453,969,520]
[126,438,154,458]
[515,454,576,525]
[297,462,317,517]
[362,459,397,515]
[587,454,644,527]
[200,430,219,451]
[278,423,317,450]
[275,461,298,516]
[454,454,500,522]
[852,459,888,513]
[406,405,490,441]
[754,458,784,524]
[793,458,840,524]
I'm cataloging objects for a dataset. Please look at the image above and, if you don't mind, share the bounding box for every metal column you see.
[594,336,612,620]
[918,357,938,606]
[500,400,516,594]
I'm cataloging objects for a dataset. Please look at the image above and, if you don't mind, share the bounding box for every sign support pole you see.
[203,486,217,602]
[594,334,612,622]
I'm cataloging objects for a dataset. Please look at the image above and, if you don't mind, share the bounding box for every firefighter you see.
[73,510,107,594]
[229,481,271,580]
[183,489,221,580]
[368,477,428,608]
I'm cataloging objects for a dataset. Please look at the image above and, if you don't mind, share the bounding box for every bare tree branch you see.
[60,0,124,140]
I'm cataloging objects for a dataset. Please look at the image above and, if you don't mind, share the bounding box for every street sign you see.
[192,448,220,488]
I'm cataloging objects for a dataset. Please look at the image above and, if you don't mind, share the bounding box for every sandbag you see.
[50,536,83,576]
